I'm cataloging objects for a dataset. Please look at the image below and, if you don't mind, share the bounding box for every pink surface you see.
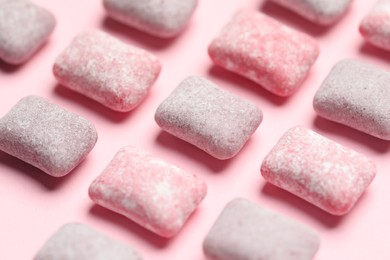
[1,0,390,259]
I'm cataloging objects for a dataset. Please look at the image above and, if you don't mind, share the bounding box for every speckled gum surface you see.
[208,9,319,97]
[53,30,161,112]
[269,0,352,25]
[313,59,390,140]
[203,198,320,260]
[34,223,143,260]
[88,146,207,238]
[0,0,56,64]
[103,0,197,38]
[261,126,376,215]
[154,76,262,160]
[360,0,390,51]
[0,96,97,177]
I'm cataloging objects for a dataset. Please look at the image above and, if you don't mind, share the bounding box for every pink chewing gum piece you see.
[208,9,319,97]
[261,126,376,216]
[34,223,143,260]
[53,30,161,112]
[0,0,56,64]
[313,59,390,140]
[103,0,197,38]
[360,0,390,52]
[0,96,97,177]
[203,198,320,260]
[88,146,207,238]
[154,76,262,160]
[268,0,352,25]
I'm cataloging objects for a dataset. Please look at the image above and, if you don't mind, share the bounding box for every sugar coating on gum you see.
[203,198,320,260]
[208,9,319,97]
[88,146,207,238]
[313,59,390,140]
[261,126,376,215]
[0,96,97,177]
[34,223,143,260]
[0,0,56,64]
[53,30,161,112]
[360,0,390,51]
[269,0,352,25]
[154,76,262,160]
[103,0,197,38]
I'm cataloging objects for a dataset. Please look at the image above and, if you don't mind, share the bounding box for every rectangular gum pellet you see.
[53,30,161,112]
[154,76,262,160]
[203,198,320,260]
[359,0,390,52]
[0,0,56,64]
[103,0,197,38]
[34,223,143,260]
[208,9,319,97]
[268,0,352,25]
[260,126,376,215]
[313,59,390,140]
[0,96,97,177]
[88,146,207,238]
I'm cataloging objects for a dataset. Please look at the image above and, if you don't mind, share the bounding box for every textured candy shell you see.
[0,96,97,177]
[203,198,320,260]
[103,0,197,38]
[261,126,376,215]
[360,0,390,51]
[88,146,207,237]
[155,76,262,160]
[269,0,352,25]
[0,0,56,64]
[208,9,319,97]
[53,30,161,112]
[313,59,390,140]
[34,223,143,260]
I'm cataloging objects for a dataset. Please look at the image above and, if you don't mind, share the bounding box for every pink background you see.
[1,0,390,259]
